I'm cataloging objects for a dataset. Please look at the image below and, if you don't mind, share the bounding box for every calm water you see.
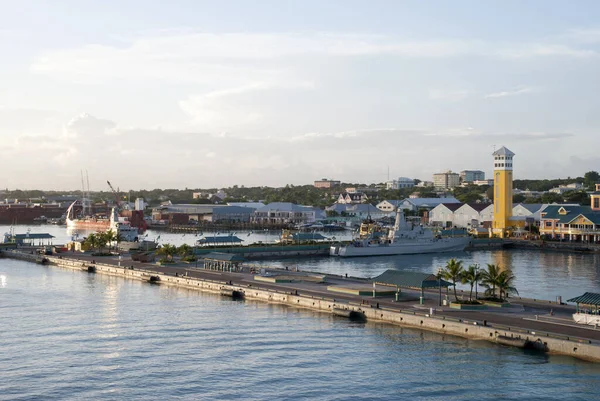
[1,259,600,401]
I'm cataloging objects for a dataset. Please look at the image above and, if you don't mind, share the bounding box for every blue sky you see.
[1,1,600,190]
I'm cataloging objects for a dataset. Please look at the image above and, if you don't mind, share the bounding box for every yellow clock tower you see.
[492,146,515,238]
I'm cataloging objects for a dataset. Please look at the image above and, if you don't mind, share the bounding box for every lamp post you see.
[437,268,443,306]
[474,263,480,300]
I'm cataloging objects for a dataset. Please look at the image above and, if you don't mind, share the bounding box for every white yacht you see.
[330,208,470,257]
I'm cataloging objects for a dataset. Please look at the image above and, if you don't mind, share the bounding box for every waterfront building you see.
[539,185,600,241]
[433,171,460,190]
[251,202,318,225]
[460,170,485,183]
[492,146,519,237]
[314,179,341,189]
[386,177,415,190]
[151,203,224,224]
[212,206,257,222]
[326,203,390,220]
[429,202,493,228]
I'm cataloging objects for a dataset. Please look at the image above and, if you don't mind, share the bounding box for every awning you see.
[372,270,452,288]
[567,292,600,306]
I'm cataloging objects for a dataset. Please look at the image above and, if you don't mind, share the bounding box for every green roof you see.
[542,205,600,224]
[567,292,600,305]
[372,270,452,288]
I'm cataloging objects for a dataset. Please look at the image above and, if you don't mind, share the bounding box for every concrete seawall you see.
[4,250,600,363]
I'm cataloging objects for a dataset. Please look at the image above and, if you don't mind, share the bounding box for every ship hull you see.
[331,237,471,257]
[66,219,111,230]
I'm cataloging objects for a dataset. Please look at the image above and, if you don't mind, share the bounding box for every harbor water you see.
[1,258,600,400]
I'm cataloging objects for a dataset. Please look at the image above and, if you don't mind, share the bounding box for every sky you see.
[2,0,600,190]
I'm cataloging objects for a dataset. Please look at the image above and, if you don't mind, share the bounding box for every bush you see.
[182,255,197,262]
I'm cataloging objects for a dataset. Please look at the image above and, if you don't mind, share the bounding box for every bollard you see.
[419,296,424,305]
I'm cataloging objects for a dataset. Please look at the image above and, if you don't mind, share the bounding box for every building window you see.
[594,198,600,209]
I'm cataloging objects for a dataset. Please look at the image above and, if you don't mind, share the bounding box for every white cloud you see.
[484,87,535,99]
[30,31,598,86]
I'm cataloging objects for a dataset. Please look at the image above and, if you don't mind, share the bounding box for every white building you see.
[251,202,317,225]
[337,192,368,204]
[134,198,145,211]
[327,203,391,220]
[376,200,403,212]
[433,171,460,190]
[460,170,485,183]
[429,203,493,228]
[549,183,584,194]
[386,177,415,190]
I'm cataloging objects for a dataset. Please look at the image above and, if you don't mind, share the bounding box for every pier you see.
[3,248,600,363]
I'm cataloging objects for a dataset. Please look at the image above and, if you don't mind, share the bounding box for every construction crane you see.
[107,180,122,209]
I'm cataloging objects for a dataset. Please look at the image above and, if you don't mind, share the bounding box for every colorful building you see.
[539,184,600,242]
[492,146,521,237]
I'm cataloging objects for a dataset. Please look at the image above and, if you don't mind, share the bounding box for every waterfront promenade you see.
[4,248,600,362]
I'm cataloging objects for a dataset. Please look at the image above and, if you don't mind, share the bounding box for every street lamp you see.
[474,263,480,300]
[437,268,443,306]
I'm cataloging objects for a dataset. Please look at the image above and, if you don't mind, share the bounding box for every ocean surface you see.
[3,224,600,400]
[2,258,600,401]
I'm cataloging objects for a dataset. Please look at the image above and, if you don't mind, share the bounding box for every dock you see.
[3,248,600,363]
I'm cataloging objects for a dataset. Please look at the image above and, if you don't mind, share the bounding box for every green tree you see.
[584,171,600,189]
[513,194,526,203]
[178,244,192,257]
[497,270,519,300]
[563,190,590,206]
[480,264,502,299]
[157,244,177,262]
[83,233,99,252]
[540,192,564,204]
[442,258,464,301]
[460,264,482,301]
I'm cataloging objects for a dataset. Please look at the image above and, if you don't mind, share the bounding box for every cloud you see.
[484,87,535,99]
[63,113,116,138]
[30,31,598,86]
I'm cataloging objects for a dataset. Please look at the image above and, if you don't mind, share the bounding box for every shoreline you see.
[3,249,600,363]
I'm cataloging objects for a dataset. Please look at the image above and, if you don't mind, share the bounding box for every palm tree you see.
[497,270,519,301]
[178,244,192,258]
[157,243,177,262]
[104,230,117,251]
[442,258,464,301]
[460,264,482,301]
[84,233,98,252]
[480,263,502,299]
[96,231,110,254]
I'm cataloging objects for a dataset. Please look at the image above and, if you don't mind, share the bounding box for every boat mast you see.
[80,170,86,216]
